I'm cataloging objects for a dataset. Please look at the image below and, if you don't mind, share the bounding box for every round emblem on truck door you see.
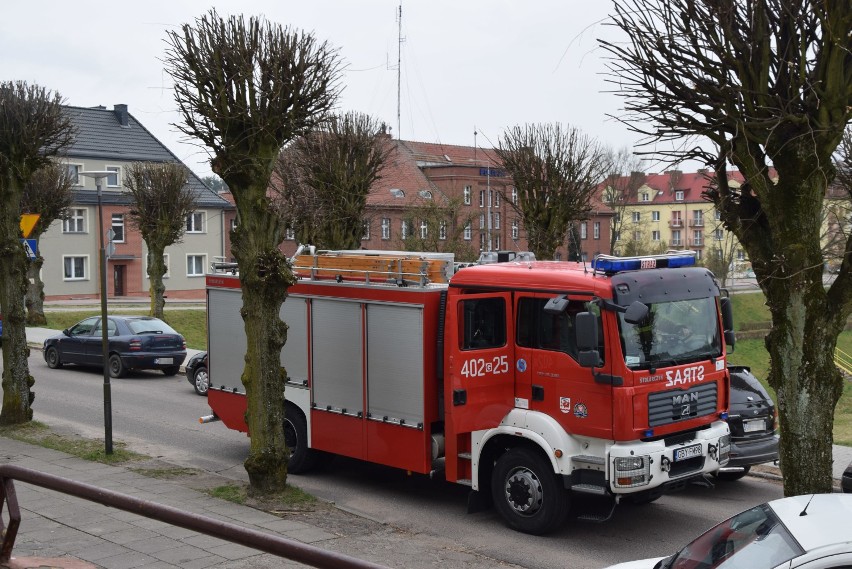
[516,358,527,373]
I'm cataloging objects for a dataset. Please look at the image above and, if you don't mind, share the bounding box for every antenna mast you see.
[397,3,402,140]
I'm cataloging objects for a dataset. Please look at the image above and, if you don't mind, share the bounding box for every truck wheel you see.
[284,403,318,474]
[712,466,751,481]
[491,447,570,535]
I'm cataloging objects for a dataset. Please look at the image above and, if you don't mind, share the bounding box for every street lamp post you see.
[79,171,113,455]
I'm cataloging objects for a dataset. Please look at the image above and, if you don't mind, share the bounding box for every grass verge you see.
[207,483,318,513]
[0,421,143,464]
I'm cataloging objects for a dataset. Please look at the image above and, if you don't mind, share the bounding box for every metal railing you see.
[0,464,388,569]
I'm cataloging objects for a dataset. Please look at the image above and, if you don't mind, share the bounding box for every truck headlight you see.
[613,456,651,488]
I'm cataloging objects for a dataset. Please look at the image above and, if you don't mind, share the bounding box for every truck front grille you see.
[648,382,717,427]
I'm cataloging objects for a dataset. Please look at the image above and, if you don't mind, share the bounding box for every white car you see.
[605,493,852,569]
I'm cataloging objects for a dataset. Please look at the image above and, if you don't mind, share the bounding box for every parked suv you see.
[714,365,779,481]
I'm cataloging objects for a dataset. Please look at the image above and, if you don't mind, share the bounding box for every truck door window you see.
[517,297,601,362]
[462,297,506,350]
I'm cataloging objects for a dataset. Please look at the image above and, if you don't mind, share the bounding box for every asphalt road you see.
[24,351,784,569]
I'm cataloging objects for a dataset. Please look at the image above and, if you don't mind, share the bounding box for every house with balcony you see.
[39,104,232,301]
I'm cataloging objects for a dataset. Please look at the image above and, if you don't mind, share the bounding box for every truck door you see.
[518,294,613,439]
[447,291,515,433]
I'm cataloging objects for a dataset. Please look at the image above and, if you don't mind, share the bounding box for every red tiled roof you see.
[601,169,757,205]
[367,140,438,207]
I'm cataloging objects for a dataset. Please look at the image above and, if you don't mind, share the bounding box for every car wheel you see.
[491,447,570,535]
[45,347,63,369]
[162,365,180,377]
[713,466,751,482]
[193,366,209,396]
[108,354,126,378]
[283,402,321,474]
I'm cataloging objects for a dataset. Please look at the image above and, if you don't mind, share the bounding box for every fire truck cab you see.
[204,250,733,535]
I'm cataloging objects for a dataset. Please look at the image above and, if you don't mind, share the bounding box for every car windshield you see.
[617,296,722,369]
[127,319,178,335]
[664,504,803,569]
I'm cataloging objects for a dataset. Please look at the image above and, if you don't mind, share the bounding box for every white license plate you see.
[743,419,766,433]
[155,358,173,365]
[674,443,702,462]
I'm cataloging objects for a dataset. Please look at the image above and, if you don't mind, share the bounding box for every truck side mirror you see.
[623,301,649,325]
[575,312,602,368]
[720,297,736,350]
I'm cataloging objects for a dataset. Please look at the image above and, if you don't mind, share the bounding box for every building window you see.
[67,164,83,186]
[671,211,682,227]
[480,213,486,229]
[439,221,447,240]
[715,248,724,260]
[512,219,519,240]
[671,230,682,246]
[479,190,485,208]
[737,249,745,261]
[580,222,588,240]
[401,220,409,240]
[381,218,391,240]
[146,254,170,279]
[361,220,370,240]
[494,212,501,229]
[675,190,684,201]
[693,230,703,245]
[511,187,518,205]
[488,190,493,208]
[640,192,649,202]
[230,218,238,232]
[495,192,501,207]
[652,230,661,241]
[695,250,702,261]
[632,211,641,223]
[284,227,295,240]
[63,256,87,281]
[615,231,621,242]
[692,210,703,226]
[633,230,642,241]
[494,234,501,250]
[106,166,121,188]
[186,212,204,233]
[111,214,125,243]
[715,229,724,240]
[187,255,206,277]
[464,223,472,241]
[593,222,600,240]
[463,185,472,205]
[420,220,428,239]
[715,210,722,221]
[652,211,660,222]
[63,209,86,233]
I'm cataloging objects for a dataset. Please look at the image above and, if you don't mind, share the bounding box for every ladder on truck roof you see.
[291,250,454,286]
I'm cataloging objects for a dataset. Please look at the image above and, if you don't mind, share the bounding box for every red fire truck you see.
[203,250,734,535]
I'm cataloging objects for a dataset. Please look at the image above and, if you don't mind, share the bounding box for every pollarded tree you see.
[601,147,646,254]
[124,162,197,319]
[496,123,610,260]
[601,0,852,495]
[21,162,74,325]
[275,112,392,250]
[0,81,73,425]
[400,195,478,261]
[165,10,341,492]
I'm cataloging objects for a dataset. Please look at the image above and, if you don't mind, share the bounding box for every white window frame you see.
[511,187,518,205]
[67,164,83,187]
[494,192,501,207]
[186,212,205,233]
[632,211,641,223]
[640,192,649,202]
[671,230,682,246]
[580,222,588,239]
[362,220,370,240]
[715,228,724,241]
[401,220,409,240]
[463,185,472,205]
[652,230,661,241]
[494,212,500,229]
[479,213,486,229]
[111,213,125,243]
[420,220,428,239]
[284,227,295,240]
[63,209,86,233]
[62,255,88,281]
[186,254,207,277]
[675,190,685,201]
[230,218,238,232]
[479,190,485,208]
[463,223,472,241]
[106,165,121,188]
[381,218,391,240]
[146,253,170,279]
[652,211,660,222]
[494,234,501,250]
[439,221,447,241]
[693,230,703,245]
[593,222,600,240]
[511,219,519,240]
[736,250,745,261]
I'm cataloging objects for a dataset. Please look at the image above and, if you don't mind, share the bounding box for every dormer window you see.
[640,192,649,202]
[390,188,405,198]
[675,190,684,201]
[418,190,432,199]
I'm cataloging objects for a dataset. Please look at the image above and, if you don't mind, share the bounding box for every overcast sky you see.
[2,0,670,179]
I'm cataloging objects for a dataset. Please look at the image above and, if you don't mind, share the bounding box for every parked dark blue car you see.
[44,315,186,378]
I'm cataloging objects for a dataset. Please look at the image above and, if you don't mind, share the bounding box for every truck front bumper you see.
[608,420,730,494]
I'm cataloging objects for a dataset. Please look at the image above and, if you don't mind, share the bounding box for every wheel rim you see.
[109,357,120,375]
[504,466,544,517]
[283,418,298,458]
[195,369,209,393]
[48,349,58,366]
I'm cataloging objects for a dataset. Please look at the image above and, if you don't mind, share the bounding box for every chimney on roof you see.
[114,104,129,127]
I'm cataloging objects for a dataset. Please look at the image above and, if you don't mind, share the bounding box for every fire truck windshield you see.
[617,296,722,369]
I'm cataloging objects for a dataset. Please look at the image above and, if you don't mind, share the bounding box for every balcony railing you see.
[669,219,683,228]
[689,219,704,227]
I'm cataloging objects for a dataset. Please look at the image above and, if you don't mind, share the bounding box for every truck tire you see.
[491,447,570,535]
[284,403,319,474]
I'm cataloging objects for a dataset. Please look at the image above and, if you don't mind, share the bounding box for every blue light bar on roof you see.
[591,251,697,275]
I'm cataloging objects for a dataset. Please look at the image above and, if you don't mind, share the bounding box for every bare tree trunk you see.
[231,181,295,492]
[0,185,35,425]
[147,247,168,319]
[25,251,47,326]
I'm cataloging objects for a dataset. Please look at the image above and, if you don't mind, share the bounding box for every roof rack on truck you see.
[291,249,454,286]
